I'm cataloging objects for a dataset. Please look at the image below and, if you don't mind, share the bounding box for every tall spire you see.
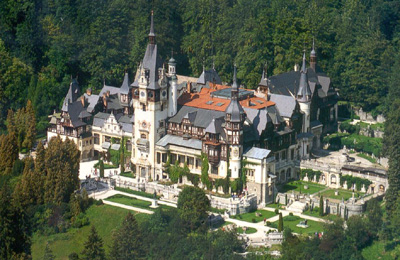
[297,51,311,103]
[149,10,155,44]
[310,37,317,71]
[231,64,239,98]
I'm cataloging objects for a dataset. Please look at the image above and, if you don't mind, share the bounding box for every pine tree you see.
[120,152,125,174]
[23,100,36,150]
[0,184,31,259]
[34,141,46,204]
[109,213,143,260]
[81,226,105,260]
[319,196,324,216]
[278,213,283,232]
[0,133,18,174]
[99,160,104,178]
[200,153,210,190]
[13,158,36,207]
[44,136,80,204]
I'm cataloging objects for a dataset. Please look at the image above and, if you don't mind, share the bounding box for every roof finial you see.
[301,51,307,73]
[171,48,174,58]
[312,37,315,51]
[232,63,238,90]
[212,58,215,70]
[263,61,268,80]
[148,10,155,44]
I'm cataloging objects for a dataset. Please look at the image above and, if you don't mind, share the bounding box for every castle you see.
[47,13,338,205]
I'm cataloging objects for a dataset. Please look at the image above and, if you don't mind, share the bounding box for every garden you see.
[267,215,325,235]
[279,180,326,195]
[231,209,276,223]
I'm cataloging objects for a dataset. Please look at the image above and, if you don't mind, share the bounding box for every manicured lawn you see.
[265,203,284,209]
[105,194,152,209]
[115,187,161,199]
[237,227,257,234]
[280,181,326,195]
[302,208,341,221]
[269,215,325,235]
[232,210,276,223]
[105,194,171,211]
[320,188,362,201]
[31,204,149,260]
[120,172,135,178]
[210,207,226,214]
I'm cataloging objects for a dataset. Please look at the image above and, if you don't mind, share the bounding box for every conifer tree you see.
[0,133,18,174]
[23,100,36,150]
[99,160,104,178]
[278,213,283,232]
[81,226,105,260]
[319,196,324,216]
[13,158,36,207]
[0,184,31,259]
[34,141,46,204]
[109,213,143,260]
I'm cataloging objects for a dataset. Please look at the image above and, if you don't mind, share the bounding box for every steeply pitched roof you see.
[269,94,297,118]
[62,78,80,112]
[297,53,312,103]
[169,106,225,128]
[197,68,222,85]
[120,72,130,94]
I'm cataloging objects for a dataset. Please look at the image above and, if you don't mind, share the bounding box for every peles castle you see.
[48,13,338,206]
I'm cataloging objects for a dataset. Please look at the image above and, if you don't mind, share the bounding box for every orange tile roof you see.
[178,83,275,111]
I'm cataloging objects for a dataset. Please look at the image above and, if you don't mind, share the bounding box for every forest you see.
[0,0,399,134]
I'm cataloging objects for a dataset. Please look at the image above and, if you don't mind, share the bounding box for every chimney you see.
[86,88,92,96]
[294,64,300,72]
[187,82,191,94]
[106,90,110,97]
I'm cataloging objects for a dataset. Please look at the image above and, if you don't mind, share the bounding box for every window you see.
[162,153,167,163]
[141,133,146,139]
[161,104,164,111]
[157,153,161,164]
[142,104,146,111]
[94,134,99,145]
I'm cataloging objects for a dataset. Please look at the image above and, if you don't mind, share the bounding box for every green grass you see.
[265,203,284,209]
[120,172,136,178]
[302,208,341,221]
[210,207,226,214]
[105,194,152,209]
[320,189,357,201]
[237,227,257,234]
[357,153,377,163]
[31,204,149,260]
[93,161,118,169]
[280,181,326,195]
[362,240,395,260]
[115,187,161,199]
[231,210,276,223]
[269,216,325,235]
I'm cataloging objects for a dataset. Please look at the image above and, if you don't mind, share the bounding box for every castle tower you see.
[258,62,269,95]
[297,52,312,159]
[168,53,178,117]
[131,11,169,180]
[225,65,245,179]
[310,38,317,71]
[297,52,312,133]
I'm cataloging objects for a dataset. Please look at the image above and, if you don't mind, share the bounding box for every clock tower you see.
[131,11,169,180]
[225,65,245,179]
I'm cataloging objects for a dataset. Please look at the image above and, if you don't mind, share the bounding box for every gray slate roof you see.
[244,147,271,160]
[62,79,80,112]
[197,68,222,85]
[141,44,163,90]
[297,53,312,103]
[169,106,225,128]
[100,86,120,96]
[120,72,130,94]
[156,134,202,150]
[270,94,297,118]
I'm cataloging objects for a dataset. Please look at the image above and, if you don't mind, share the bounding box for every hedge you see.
[300,169,322,182]
[340,175,372,191]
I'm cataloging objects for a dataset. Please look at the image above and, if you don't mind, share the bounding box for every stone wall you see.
[355,108,385,123]
[111,177,257,215]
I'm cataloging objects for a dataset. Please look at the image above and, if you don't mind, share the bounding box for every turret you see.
[168,53,178,117]
[297,52,312,133]
[258,62,269,95]
[225,65,245,179]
